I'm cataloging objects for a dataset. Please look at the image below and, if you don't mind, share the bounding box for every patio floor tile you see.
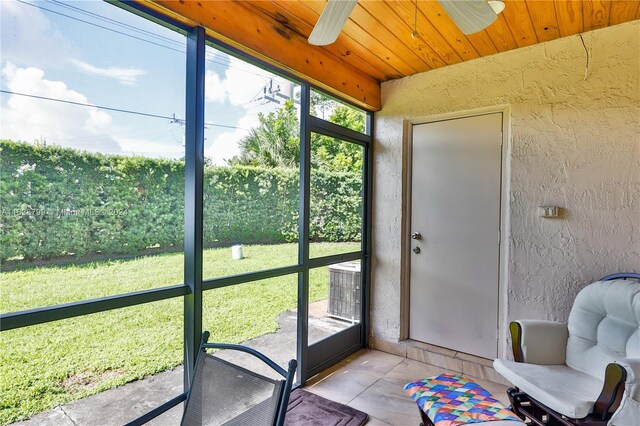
[305,349,512,425]
[305,362,380,405]
[381,358,445,386]
[338,348,405,375]
[365,415,394,425]
[347,379,422,425]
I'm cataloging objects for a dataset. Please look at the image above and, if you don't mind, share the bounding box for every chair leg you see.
[508,387,564,426]
[507,388,525,421]
[506,388,610,426]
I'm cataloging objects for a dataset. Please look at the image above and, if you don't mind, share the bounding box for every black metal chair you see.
[181,331,297,426]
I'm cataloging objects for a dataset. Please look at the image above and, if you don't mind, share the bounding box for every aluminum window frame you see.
[0,0,373,422]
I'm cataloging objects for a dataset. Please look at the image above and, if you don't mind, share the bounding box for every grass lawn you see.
[0,242,359,425]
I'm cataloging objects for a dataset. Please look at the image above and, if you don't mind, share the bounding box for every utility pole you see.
[258,79,299,105]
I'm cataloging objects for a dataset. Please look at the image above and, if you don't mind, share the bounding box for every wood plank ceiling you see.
[144,1,640,111]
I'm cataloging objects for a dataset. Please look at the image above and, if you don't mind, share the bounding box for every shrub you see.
[0,141,362,262]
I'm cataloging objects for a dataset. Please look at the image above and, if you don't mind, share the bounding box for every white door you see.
[409,113,503,359]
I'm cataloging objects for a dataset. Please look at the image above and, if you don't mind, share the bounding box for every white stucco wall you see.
[371,20,640,355]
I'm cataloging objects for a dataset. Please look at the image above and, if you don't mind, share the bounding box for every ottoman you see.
[404,374,525,426]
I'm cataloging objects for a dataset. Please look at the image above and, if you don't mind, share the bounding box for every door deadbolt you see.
[411,232,422,240]
[413,246,421,254]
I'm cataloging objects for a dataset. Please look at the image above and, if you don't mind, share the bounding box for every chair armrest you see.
[509,320,568,364]
[608,360,640,425]
[593,361,634,421]
[616,359,640,385]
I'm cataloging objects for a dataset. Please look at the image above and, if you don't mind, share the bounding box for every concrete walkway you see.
[14,302,349,426]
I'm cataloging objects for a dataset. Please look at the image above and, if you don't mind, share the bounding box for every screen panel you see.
[202,274,298,379]
[309,133,363,259]
[202,44,302,279]
[308,260,362,346]
[0,0,186,311]
[0,299,183,424]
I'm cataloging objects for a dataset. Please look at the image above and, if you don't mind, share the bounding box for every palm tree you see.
[228,99,299,169]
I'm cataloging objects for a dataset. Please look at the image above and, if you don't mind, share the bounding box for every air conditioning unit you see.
[327,262,361,323]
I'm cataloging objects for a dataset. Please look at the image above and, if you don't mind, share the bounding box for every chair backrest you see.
[181,332,297,426]
[566,278,640,381]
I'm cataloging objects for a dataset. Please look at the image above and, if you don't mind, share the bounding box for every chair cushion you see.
[493,359,603,419]
[566,279,640,381]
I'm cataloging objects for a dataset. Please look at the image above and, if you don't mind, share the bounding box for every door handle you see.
[413,246,421,254]
[411,232,422,240]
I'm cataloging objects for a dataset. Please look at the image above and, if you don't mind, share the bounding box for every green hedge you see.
[0,141,362,262]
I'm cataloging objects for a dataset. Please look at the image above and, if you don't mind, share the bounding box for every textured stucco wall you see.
[371,20,640,354]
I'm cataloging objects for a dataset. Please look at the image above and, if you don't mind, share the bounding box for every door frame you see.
[399,105,512,359]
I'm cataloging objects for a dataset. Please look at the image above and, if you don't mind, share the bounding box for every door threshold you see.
[369,336,509,386]
[403,339,494,366]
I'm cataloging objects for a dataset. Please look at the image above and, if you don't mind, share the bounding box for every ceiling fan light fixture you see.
[487,0,506,15]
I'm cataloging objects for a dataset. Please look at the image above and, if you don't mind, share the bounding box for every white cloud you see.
[205,112,259,165]
[202,60,299,165]
[205,57,269,106]
[70,59,146,86]
[86,108,113,134]
[223,57,268,106]
[202,56,276,164]
[0,62,120,153]
[205,70,226,103]
[0,2,181,159]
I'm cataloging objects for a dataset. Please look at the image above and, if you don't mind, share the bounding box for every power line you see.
[15,0,184,55]
[15,0,276,80]
[204,85,266,117]
[30,122,183,144]
[47,0,287,83]
[45,0,185,49]
[0,90,247,131]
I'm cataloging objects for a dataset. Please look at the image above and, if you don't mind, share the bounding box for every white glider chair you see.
[494,273,640,426]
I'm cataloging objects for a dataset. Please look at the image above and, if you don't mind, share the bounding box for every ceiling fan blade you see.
[438,0,497,35]
[308,0,357,46]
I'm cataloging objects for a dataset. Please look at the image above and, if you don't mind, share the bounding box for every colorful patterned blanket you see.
[404,374,521,426]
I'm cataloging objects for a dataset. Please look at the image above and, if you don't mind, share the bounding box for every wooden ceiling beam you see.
[141,0,381,111]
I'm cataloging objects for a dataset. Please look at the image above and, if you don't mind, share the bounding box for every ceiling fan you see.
[308,0,506,46]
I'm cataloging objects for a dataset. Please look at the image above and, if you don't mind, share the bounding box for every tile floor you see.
[304,349,511,426]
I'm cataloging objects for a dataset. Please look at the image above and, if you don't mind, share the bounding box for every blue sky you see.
[0,0,298,164]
